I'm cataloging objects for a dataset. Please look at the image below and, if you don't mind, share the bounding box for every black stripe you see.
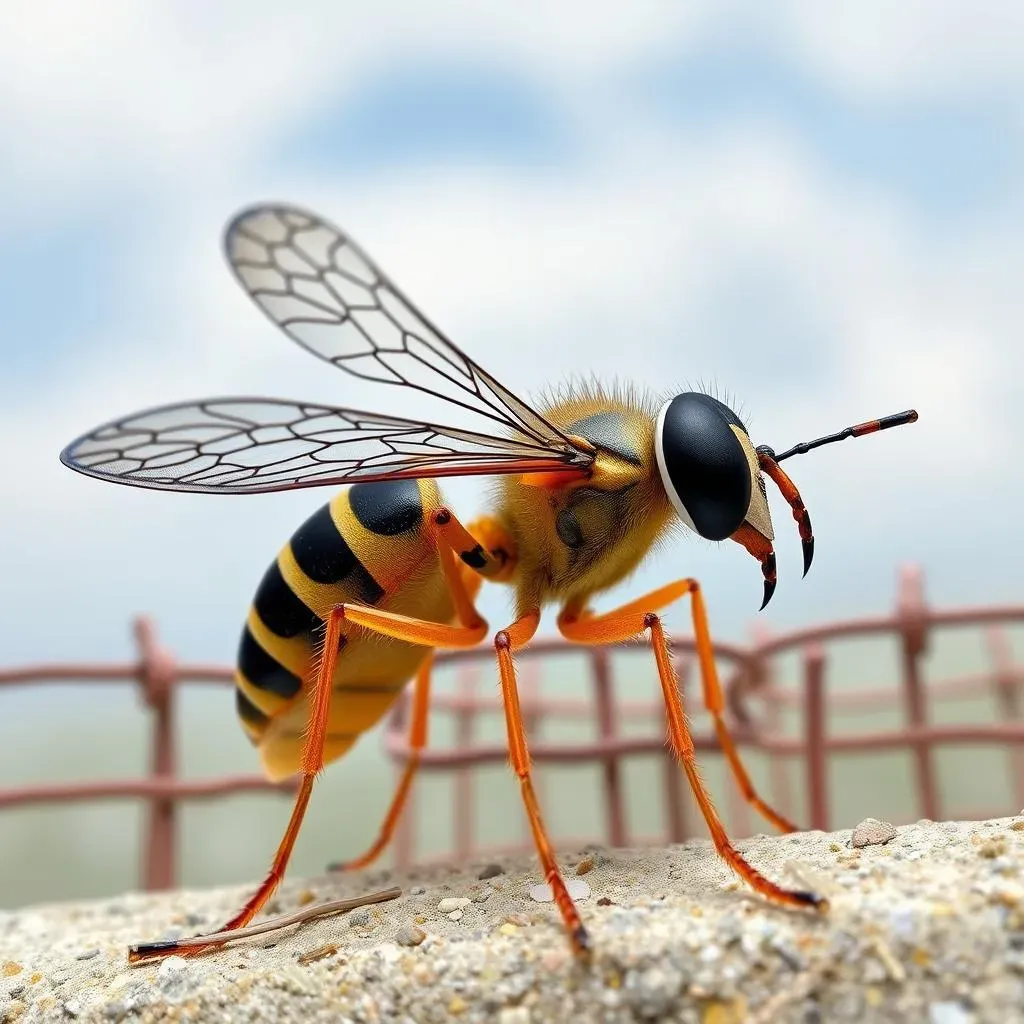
[253,560,323,638]
[568,411,643,467]
[349,480,423,536]
[460,545,487,569]
[290,502,384,604]
[332,679,405,694]
[237,627,302,698]
[235,688,270,728]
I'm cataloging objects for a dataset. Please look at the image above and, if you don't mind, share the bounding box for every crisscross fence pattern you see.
[1,566,1022,890]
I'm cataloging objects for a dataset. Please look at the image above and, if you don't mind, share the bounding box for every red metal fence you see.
[1,566,1022,890]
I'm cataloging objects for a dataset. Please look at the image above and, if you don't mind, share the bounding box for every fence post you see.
[986,626,1024,812]
[520,658,543,849]
[454,666,477,861]
[804,644,828,832]
[592,648,627,848]
[662,654,689,843]
[390,691,414,871]
[896,565,939,821]
[134,617,178,891]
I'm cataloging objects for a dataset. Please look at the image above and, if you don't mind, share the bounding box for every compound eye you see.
[654,393,751,541]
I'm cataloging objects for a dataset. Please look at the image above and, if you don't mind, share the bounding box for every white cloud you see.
[2,1,1022,673]
[772,1,1024,99]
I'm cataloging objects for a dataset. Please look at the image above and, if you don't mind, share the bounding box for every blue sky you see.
[2,0,1024,906]
[2,2,1023,669]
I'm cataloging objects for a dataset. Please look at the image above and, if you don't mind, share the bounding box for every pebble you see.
[852,818,898,848]
[348,907,371,927]
[74,948,100,961]
[478,864,504,879]
[155,955,192,1000]
[929,1001,974,1024]
[438,897,471,914]
[499,1008,530,1024]
[395,925,427,947]
[448,910,464,922]
[528,880,590,903]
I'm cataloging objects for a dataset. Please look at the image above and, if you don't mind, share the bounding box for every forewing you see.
[225,204,574,450]
[60,399,587,495]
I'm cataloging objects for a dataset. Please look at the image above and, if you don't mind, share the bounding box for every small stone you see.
[296,889,316,906]
[438,897,471,913]
[103,999,128,1020]
[529,880,590,903]
[499,1008,530,1024]
[499,922,519,937]
[410,886,426,895]
[448,909,464,922]
[63,999,82,1018]
[977,836,1008,859]
[472,890,492,903]
[597,897,616,907]
[852,818,897,848]
[276,962,319,996]
[576,855,595,875]
[155,956,192,1000]
[395,924,427,947]
[3,961,22,976]
[478,863,504,879]
[928,1001,974,1024]
[449,994,468,1015]
[624,963,685,1019]
[702,999,748,1024]
[348,907,371,927]
[75,949,100,961]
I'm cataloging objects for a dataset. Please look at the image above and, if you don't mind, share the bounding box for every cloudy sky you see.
[2,1,1023,665]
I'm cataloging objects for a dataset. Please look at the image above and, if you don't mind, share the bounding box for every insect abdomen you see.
[234,478,452,781]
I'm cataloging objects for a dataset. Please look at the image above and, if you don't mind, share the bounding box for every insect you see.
[61,204,918,962]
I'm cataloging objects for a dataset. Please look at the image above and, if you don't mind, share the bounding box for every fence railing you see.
[382,564,1024,866]
[0,565,1022,890]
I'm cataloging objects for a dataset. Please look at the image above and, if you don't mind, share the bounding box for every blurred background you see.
[2,2,1023,909]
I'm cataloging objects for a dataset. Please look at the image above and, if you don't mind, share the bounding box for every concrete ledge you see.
[1,817,1023,1022]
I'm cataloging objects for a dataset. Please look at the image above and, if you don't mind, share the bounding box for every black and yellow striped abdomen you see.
[235,478,454,781]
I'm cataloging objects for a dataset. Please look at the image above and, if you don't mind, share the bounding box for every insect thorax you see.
[496,385,675,609]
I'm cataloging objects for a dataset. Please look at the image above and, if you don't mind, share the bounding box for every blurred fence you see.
[1,566,1023,890]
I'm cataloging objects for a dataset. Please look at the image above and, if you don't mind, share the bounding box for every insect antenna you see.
[757,409,918,464]
[755,408,918,579]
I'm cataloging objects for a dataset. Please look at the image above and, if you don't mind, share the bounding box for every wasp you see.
[61,204,917,962]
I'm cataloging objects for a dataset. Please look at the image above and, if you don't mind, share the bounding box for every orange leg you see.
[558,582,826,913]
[329,655,434,872]
[130,585,487,963]
[495,609,592,957]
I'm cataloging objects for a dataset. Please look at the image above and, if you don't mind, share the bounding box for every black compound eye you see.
[655,393,751,541]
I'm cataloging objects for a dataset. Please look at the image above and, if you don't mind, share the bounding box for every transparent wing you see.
[225,204,575,450]
[60,398,590,495]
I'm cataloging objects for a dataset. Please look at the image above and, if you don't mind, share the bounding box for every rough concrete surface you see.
[2,817,1024,1023]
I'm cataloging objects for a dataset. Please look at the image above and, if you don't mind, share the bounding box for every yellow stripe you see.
[235,670,290,718]
[247,606,310,678]
[277,539,370,620]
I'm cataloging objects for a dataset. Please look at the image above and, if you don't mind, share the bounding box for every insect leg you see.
[560,580,799,832]
[494,609,592,958]
[558,583,827,913]
[130,599,488,963]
